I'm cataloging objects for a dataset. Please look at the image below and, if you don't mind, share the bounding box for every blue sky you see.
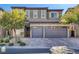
[0,4,77,14]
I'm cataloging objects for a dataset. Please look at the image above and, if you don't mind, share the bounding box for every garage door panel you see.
[32,27,43,38]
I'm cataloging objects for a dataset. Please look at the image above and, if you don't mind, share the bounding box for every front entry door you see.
[70,30,75,37]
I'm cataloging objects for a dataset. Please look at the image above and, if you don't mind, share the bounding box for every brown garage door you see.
[32,26,43,38]
[45,26,67,38]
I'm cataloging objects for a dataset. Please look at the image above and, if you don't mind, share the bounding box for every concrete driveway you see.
[18,38,79,49]
[1,38,79,54]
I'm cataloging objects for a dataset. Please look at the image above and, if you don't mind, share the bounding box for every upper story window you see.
[26,10,30,19]
[51,12,58,18]
[33,10,38,18]
[41,10,46,19]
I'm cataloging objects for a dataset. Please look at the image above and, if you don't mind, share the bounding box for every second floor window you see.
[51,12,58,18]
[41,10,46,19]
[33,10,38,18]
[26,10,30,19]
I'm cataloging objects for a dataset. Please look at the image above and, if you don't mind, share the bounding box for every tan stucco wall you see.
[30,23,70,27]
[68,24,79,38]
[75,25,79,37]
[12,29,24,37]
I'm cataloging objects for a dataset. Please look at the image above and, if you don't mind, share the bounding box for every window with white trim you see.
[26,10,30,19]
[33,10,38,18]
[41,10,46,19]
[51,12,58,18]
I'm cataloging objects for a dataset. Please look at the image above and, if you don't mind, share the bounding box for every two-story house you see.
[12,7,73,38]
[25,7,70,38]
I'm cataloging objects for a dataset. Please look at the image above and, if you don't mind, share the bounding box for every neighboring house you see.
[11,7,78,38]
[0,8,5,37]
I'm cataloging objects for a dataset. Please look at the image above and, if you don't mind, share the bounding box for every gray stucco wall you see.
[76,25,79,37]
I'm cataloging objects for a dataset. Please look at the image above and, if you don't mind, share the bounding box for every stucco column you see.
[74,30,76,38]
[43,26,45,38]
[67,27,70,38]
[30,26,32,38]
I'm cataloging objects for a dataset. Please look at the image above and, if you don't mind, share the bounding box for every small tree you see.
[10,9,26,41]
[60,5,79,24]
[0,12,12,37]
[0,9,26,44]
[61,9,78,24]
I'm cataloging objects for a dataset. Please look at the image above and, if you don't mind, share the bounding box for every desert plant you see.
[0,39,4,43]
[17,40,21,43]
[4,39,9,43]
[0,44,5,46]
[19,42,26,46]
[8,43,14,46]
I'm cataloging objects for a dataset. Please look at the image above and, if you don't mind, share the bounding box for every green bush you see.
[8,43,14,46]
[19,42,26,46]
[17,40,21,43]
[0,44,5,46]
[5,36,13,40]
[0,39,4,43]
[5,40,9,43]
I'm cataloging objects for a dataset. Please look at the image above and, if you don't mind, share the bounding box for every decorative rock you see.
[1,46,6,52]
[50,46,75,54]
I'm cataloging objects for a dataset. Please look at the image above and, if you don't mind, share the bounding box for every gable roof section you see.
[11,7,48,10]
[11,7,26,10]
[11,7,63,12]
[26,7,48,10]
[48,9,63,12]
[65,8,74,14]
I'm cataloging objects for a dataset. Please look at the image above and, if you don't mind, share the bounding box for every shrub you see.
[17,40,21,43]
[5,40,9,43]
[5,36,10,40]
[0,39,4,43]
[8,43,14,46]
[19,42,26,46]
[0,44,5,46]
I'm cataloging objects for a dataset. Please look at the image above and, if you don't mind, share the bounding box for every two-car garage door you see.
[32,26,67,38]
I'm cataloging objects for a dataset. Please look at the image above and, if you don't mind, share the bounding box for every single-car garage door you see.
[45,26,67,38]
[32,26,43,38]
